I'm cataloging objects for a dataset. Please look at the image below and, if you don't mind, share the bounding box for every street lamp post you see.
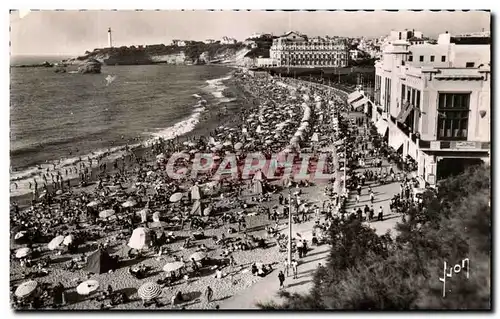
[288,193,293,264]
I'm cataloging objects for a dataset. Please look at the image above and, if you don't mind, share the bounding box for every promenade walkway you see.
[221,112,407,309]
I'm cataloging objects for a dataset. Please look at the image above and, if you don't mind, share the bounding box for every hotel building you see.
[269,31,349,68]
[349,31,490,186]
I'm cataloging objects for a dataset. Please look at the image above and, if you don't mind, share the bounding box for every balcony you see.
[417,140,490,151]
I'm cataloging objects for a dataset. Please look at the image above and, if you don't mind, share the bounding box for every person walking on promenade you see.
[205,286,213,303]
[278,270,285,289]
[283,259,290,277]
[291,259,299,279]
[370,190,375,204]
[378,206,384,221]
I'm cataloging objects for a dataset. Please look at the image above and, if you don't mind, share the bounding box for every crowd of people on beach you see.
[10,68,424,310]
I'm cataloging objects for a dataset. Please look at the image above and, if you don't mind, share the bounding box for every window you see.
[466,62,475,68]
[430,55,435,62]
[441,55,446,62]
[419,55,424,62]
[408,55,413,62]
[401,84,406,106]
[437,93,470,140]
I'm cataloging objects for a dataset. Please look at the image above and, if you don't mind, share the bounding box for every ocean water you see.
[10,62,234,193]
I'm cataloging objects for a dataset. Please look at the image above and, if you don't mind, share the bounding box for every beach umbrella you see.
[138,282,162,301]
[191,184,201,201]
[311,133,319,142]
[63,234,74,246]
[137,209,150,223]
[190,252,207,262]
[15,247,31,259]
[162,261,185,272]
[55,189,63,195]
[87,201,99,207]
[150,221,168,229]
[152,211,160,223]
[15,280,38,299]
[99,209,115,219]
[76,280,100,296]
[191,200,202,216]
[234,142,243,150]
[223,141,232,147]
[215,144,223,151]
[15,231,27,240]
[48,235,65,250]
[169,192,183,203]
[187,141,196,147]
[253,180,263,195]
[122,200,137,208]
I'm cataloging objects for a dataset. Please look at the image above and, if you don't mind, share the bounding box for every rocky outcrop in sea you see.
[77,59,101,74]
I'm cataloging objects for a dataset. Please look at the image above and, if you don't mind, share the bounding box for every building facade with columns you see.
[269,31,349,68]
[368,32,490,186]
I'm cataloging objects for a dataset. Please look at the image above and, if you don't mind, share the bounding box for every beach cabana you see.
[190,184,201,201]
[191,200,202,216]
[128,227,152,250]
[253,180,263,195]
[85,249,118,274]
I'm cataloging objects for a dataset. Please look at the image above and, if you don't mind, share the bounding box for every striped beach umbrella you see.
[137,282,162,300]
[15,280,38,298]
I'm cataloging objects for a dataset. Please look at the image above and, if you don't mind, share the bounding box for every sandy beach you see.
[10,70,347,310]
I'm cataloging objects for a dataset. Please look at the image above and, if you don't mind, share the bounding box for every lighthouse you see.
[107,27,113,48]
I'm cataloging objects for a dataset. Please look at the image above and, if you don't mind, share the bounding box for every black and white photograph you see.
[8,8,491,310]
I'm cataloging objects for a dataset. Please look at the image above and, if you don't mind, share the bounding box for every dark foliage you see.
[259,165,491,309]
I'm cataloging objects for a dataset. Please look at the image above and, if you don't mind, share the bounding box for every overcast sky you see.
[10,10,490,56]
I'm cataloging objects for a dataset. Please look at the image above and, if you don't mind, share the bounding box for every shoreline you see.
[10,70,257,208]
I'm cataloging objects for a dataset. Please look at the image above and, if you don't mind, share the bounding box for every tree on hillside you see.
[258,165,491,310]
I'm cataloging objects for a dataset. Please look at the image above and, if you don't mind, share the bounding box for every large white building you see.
[269,31,349,68]
[351,31,490,186]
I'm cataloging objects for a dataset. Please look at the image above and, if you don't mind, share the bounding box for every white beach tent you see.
[128,227,152,250]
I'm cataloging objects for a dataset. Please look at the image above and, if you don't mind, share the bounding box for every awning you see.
[389,133,405,151]
[375,118,389,136]
[351,97,369,110]
[434,74,484,80]
[347,91,363,104]
[396,102,413,123]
